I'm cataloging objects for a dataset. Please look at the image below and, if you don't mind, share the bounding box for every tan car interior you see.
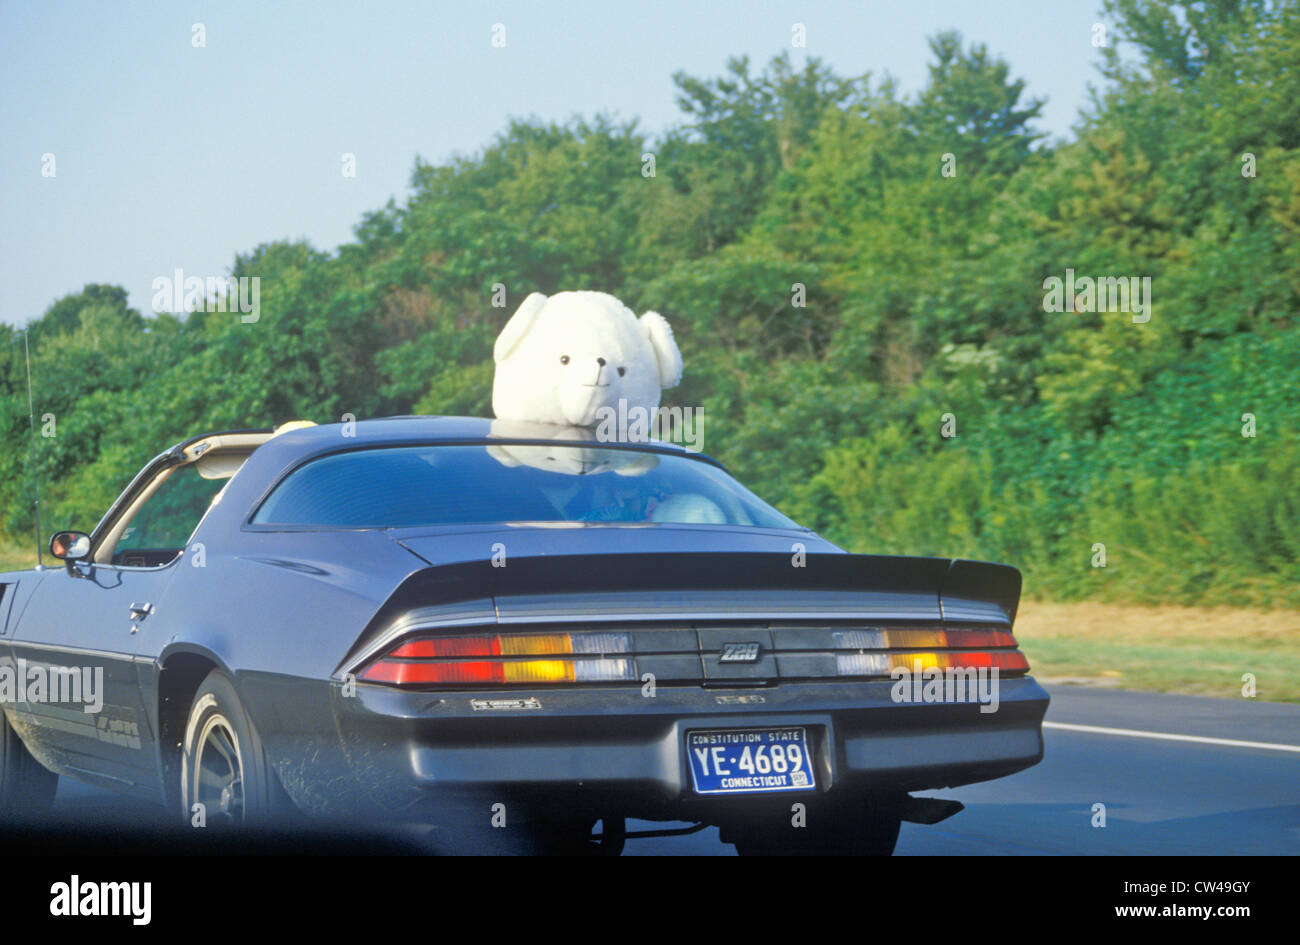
[94,428,303,566]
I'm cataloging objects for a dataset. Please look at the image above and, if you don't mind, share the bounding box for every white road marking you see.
[1044,720,1300,753]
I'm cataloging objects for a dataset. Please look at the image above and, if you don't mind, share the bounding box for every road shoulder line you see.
[1043,720,1300,753]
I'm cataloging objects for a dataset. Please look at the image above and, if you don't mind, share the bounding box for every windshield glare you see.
[251,444,800,530]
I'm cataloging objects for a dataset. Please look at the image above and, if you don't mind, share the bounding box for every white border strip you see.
[1044,720,1300,753]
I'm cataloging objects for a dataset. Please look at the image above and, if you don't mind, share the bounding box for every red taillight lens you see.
[833,625,1029,677]
[950,650,1030,672]
[357,631,634,687]
[360,659,505,685]
[945,629,1018,649]
[389,636,500,659]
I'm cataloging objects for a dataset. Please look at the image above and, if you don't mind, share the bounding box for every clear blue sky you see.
[0,0,1113,327]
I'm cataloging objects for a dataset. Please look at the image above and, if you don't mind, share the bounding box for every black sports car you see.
[0,416,1048,854]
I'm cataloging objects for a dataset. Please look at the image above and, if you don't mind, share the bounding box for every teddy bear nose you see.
[596,357,606,366]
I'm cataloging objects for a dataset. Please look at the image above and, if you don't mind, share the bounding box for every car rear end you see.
[330,551,1049,850]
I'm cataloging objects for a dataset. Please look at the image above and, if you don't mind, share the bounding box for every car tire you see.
[730,796,902,856]
[0,709,59,818]
[180,670,296,829]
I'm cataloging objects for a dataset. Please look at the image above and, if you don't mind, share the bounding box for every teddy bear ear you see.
[639,311,683,388]
[494,292,548,363]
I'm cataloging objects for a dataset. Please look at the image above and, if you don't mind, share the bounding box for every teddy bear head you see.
[491,291,683,428]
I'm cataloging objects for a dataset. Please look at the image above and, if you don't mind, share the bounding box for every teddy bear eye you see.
[617,366,626,377]
[560,355,570,365]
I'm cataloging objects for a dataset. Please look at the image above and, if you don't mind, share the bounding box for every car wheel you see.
[0,709,58,818]
[180,670,295,828]
[730,796,902,856]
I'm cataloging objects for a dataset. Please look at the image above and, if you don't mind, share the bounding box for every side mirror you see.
[49,530,91,564]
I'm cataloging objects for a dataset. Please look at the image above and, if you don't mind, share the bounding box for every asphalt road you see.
[41,686,1300,855]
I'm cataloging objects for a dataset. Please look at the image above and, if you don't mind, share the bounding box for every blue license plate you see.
[686,727,816,795]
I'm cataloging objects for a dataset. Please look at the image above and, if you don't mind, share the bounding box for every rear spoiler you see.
[942,558,1022,626]
[340,552,1022,673]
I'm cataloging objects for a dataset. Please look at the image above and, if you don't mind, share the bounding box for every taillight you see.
[832,627,1029,677]
[358,631,635,687]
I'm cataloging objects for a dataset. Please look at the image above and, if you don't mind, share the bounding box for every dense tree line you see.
[3,0,1297,605]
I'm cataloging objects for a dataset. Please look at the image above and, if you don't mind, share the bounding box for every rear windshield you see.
[251,444,800,530]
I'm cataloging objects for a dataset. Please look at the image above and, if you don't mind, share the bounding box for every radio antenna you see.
[21,329,43,567]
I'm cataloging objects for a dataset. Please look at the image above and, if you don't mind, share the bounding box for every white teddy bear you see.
[492,290,683,428]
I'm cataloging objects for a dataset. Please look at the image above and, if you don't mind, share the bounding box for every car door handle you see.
[128,602,154,632]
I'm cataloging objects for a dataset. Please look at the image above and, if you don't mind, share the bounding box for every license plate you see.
[686,727,816,795]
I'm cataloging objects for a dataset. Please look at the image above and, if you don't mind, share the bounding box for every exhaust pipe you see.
[900,795,965,825]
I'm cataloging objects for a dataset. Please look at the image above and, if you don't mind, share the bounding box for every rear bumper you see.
[327,675,1049,823]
